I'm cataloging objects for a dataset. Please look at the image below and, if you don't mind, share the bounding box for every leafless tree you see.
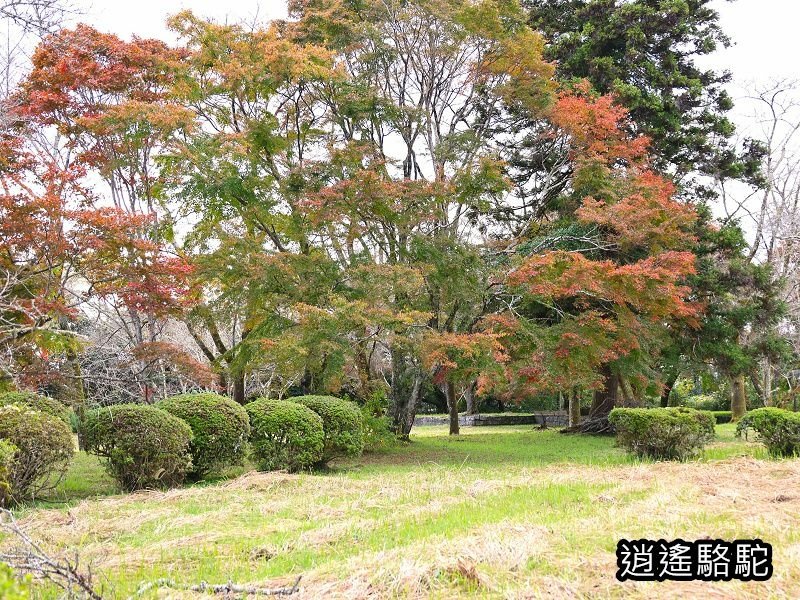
[721,80,800,403]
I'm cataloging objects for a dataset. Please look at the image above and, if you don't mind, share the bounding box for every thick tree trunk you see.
[619,377,634,407]
[568,389,581,428]
[445,380,459,435]
[563,365,617,434]
[731,374,747,420]
[589,365,618,418]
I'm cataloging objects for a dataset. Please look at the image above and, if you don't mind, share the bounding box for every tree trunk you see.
[589,365,618,418]
[67,349,88,451]
[568,389,581,428]
[731,374,747,420]
[218,371,228,393]
[464,381,478,415]
[390,350,423,438]
[562,364,617,434]
[619,377,634,407]
[763,359,772,407]
[232,372,246,404]
[445,380,459,435]
[660,372,677,407]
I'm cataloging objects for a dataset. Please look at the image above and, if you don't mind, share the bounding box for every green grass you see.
[8,423,799,599]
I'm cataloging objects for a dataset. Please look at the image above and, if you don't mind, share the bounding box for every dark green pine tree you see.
[524,0,746,199]
[657,204,790,415]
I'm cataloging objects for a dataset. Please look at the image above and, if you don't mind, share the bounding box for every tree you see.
[524,0,740,197]
[422,331,506,434]
[284,0,559,434]
[19,25,194,347]
[494,87,701,432]
[737,81,800,405]
[0,130,191,393]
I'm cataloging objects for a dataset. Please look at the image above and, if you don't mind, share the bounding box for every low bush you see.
[712,410,733,424]
[0,439,17,506]
[0,391,71,424]
[360,394,396,452]
[157,392,250,478]
[0,405,74,505]
[608,407,715,460]
[736,407,800,457]
[246,399,324,472]
[83,404,193,491]
[290,395,365,463]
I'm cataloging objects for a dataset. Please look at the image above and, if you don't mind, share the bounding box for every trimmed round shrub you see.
[83,404,193,491]
[736,407,800,457]
[290,395,365,464]
[0,405,74,505]
[609,407,715,460]
[246,399,324,472]
[157,392,250,478]
[0,391,70,424]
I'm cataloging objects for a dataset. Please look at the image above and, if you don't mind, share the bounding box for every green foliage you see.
[359,393,396,452]
[83,404,193,491]
[0,439,17,507]
[0,391,70,424]
[246,398,324,472]
[291,395,365,463]
[0,405,74,505]
[683,393,728,411]
[736,408,800,457]
[609,407,715,460]
[157,392,250,478]
[525,0,740,186]
[711,411,732,424]
[0,563,30,600]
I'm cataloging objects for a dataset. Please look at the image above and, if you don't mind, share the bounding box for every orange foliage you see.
[550,82,650,166]
[577,171,697,251]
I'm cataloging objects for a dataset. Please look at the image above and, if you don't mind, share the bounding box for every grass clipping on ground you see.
[9,426,800,599]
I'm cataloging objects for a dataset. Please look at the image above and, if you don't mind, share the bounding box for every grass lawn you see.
[7,424,800,599]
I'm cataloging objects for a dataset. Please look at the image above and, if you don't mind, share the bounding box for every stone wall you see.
[414,411,568,427]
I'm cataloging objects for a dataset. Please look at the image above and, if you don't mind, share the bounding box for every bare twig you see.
[0,509,103,599]
[131,575,302,598]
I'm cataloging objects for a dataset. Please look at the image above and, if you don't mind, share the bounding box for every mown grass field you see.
[8,424,800,599]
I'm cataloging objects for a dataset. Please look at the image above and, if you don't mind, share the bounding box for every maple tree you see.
[0,126,192,399]
[492,85,703,431]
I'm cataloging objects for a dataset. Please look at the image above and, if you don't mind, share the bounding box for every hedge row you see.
[246,395,365,472]
[609,407,715,460]
[81,393,366,490]
[0,390,370,500]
